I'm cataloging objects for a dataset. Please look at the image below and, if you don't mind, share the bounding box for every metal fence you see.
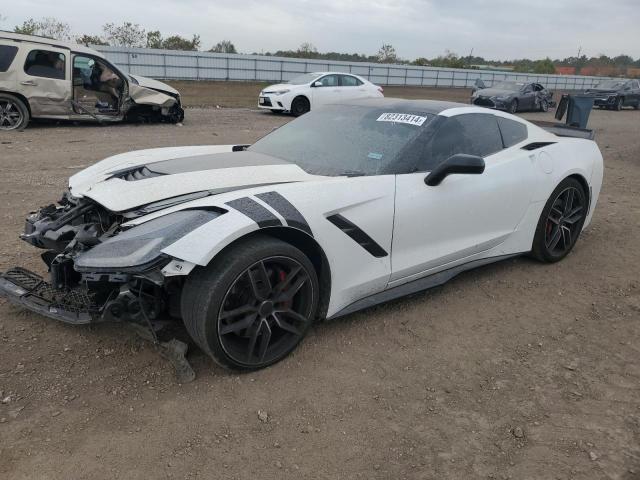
[95,46,618,90]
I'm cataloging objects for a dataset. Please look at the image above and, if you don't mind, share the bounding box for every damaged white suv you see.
[0,32,184,130]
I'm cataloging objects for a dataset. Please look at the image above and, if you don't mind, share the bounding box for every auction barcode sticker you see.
[376,113,427,126]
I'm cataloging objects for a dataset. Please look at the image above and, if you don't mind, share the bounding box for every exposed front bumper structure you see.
[0,267,99,324]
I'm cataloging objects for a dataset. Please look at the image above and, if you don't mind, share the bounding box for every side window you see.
[497,117,528,147]
[24,49,66,80]
[317,75,339,87]
[340,75,362,87]
[419,114,502,171]
[0,45,19,72]
[523,84,534,93]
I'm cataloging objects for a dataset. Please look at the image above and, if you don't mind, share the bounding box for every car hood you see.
[475,88,516,97]
[584,88,618,95]
[130,75,179,95]
[69,145,326,212]
[261,83,304,93]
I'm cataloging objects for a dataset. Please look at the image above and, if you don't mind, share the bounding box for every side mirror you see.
[424,154,485,186]
[312,81,322,87]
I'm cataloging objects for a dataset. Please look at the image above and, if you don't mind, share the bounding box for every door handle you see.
[20,80,37,86]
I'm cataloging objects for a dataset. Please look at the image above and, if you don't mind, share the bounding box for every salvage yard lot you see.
[0,85,639,479]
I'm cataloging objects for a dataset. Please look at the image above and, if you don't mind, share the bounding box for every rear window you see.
[24,49,66,79]
[0,45,19,72]
[497,117,528,147]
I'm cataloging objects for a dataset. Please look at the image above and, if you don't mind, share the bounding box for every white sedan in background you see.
[258,72,384,116]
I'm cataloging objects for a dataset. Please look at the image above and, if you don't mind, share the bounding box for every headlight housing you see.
[74,209,221,272]
[274,89,290,96]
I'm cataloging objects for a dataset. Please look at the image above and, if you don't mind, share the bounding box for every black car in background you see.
[585,79,640,110]
[471,80,555,114]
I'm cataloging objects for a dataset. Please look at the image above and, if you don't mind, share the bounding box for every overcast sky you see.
[2,0,639,60]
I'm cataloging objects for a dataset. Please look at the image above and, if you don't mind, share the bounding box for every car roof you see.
[0,31,104,58]
[326,97,468,114]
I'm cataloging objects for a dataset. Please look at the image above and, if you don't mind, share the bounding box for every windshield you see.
[248,106,435,176]
[593,80,625,90]
[491,81,523,91]
[287,73,322,85]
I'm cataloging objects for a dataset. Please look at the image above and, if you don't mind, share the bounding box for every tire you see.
[615,97,623,111]
[181,235,319,371]
[0,94,29,131]
[539,98,549,112]
[508,99,518,114]
[290,96,310,117]
[531,177,588,263]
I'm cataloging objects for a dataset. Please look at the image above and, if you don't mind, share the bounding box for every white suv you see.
[0,31,184,130]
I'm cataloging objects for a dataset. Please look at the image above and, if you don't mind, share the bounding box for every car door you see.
[310,74,341,107]
[390,113,536,286]
[623,80,640,106]
[20,47,71,117]
[338,74,368,100]
[520,83,536,110]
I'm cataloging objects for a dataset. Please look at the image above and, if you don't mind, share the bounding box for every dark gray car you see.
[585,79,640,111]
[471,80,555,114]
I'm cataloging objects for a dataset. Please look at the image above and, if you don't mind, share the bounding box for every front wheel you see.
[181,235,319,371]
[539,98,549,112]
[532,178,587,263]
[614,97,623,111]
[508,99,518,114]
[290,96,310,117]
[0,94,29,131]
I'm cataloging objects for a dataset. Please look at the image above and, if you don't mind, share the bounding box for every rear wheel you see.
[0,94,29,131]
[181,235,319,371]
[532,178,587,263]
[290,96,310,117]
[508,99,518,114]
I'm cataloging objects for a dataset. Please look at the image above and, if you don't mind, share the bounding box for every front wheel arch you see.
[197,227,332,320]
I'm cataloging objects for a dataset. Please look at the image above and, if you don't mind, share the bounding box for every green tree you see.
[210,40,237,54]
[14,17,71,40]
[146,30,163,49]
[532,58,556,74]
[102,22,146,47]
[76,34,109,47]
[297,42,317,58]
[162,34,200,51]
[377,44,397,63]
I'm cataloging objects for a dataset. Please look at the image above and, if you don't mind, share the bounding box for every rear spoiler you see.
[530,94,595,140]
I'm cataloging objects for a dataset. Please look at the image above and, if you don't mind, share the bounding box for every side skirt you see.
[328,253,521,320]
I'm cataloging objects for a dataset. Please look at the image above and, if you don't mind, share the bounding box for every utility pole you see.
[577,46,582,59]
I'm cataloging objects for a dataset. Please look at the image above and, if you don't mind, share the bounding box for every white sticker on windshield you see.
[376,112,427,126]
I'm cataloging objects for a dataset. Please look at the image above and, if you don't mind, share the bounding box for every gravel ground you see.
[0,90,639,479]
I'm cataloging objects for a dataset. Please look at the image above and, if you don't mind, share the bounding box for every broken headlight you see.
[74,209,221,272]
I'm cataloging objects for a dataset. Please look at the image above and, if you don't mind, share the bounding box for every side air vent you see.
[111,166,166,182]
[521,142,556,151]
[326,214,388,258]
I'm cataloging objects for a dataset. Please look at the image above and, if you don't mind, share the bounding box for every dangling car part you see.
[0,98,603,374]
[0,31,184,130]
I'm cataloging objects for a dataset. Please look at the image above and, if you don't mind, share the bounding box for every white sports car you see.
[258,71,383,115]
[0,99,603,371]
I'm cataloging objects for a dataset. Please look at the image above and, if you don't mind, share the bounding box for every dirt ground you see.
[0,85,639,480]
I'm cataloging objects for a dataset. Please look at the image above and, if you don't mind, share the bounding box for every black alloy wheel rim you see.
[510,101,517,114]
[293,100,307,115]
[545,186,585,256]
[217,256,314,366]
[0,100,23,130]
[541,99,549,112]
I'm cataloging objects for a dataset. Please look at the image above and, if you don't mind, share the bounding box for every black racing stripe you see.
[326,214,388,258]
[226,197,282,228]
[255,191,313,237]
